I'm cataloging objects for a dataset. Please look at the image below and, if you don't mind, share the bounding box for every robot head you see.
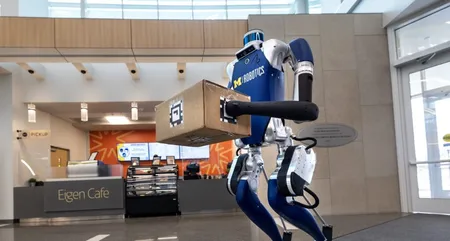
[243,29,264,46]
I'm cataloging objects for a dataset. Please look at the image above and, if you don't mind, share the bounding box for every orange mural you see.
[89,130,234,177]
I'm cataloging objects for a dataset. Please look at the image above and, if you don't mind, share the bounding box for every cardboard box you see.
[156,80,251,147]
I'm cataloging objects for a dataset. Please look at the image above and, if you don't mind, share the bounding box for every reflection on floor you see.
[336,214,450,241]
[1,212,438,241]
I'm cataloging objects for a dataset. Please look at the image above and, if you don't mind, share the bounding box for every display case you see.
[125,165,179,217]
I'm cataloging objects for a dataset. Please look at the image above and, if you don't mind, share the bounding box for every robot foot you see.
[323,225,333,240]
[282,232,293,241]
[236,179,283,241]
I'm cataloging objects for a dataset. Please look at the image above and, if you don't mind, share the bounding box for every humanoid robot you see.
[224,30,331,241]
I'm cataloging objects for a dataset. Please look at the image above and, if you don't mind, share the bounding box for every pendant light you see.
[27,104,36,123]
[81,103,88,122]
[131,102,138,121]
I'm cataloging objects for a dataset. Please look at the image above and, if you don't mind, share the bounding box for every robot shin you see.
[268,179,326,241]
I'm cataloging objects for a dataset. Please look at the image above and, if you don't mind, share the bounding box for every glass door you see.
[402,52,450,214]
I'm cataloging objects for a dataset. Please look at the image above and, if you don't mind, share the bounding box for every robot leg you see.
[227,154,283,241]
[268,145,327,240]
[236,179,283,241]
[268,179,326,241]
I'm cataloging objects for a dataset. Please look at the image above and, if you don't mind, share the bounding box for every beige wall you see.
[252,13,400,215]
[50,115,88,161]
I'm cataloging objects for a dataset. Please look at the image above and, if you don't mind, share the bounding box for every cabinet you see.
[125,165,179,217]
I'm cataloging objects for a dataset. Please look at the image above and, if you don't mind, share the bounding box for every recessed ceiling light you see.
[105,115,130,124]
[446,21,450,24]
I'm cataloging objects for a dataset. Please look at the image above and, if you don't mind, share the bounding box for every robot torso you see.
[228,41,288,146]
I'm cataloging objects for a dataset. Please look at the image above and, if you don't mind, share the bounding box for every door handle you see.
[409,160,450,165]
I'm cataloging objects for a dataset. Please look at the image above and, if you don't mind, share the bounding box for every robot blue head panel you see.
[244,29,264,46]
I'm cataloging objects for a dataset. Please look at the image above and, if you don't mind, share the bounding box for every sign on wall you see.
[296,123,358,148]
[44,178,124,212]
[29,130,50,138]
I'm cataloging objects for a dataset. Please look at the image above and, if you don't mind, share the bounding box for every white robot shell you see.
[226,39,291,84]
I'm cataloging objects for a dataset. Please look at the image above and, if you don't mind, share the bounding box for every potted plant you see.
[28,178,37,187]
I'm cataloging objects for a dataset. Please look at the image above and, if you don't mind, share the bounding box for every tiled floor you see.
[0,212,407,241]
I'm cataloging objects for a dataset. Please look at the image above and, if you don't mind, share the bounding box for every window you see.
[227,8,259,19]
[227,0,260,6]
[123,0,157,19]
[123,8,157,19]
[395,7,450,58]
[408,61,450,199]
[158,0,192,19]
[261,5,292,15]
[159,0,192,6]
[49,7,82,18]
[48,0,81,18]
[85,0,123,19]
[193,0,225,19]
[194,9,226,19]
[85,0,123,4]
[193,0,225,6]
[85,8,123,18]
[123,0,157,4]
[260,0,295,14]
[49,0,81,2]
[227,0,260,19]
[308,0,322,14]
[159,10,193,19]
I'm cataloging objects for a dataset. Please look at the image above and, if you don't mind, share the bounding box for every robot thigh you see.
[277,145,316,197]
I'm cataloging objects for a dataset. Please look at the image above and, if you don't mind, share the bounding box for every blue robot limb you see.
[237,179,283,241]
[268,179,326,241]
[225,30,330,241]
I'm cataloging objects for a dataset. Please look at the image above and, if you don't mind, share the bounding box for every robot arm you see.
[286,38,314,103]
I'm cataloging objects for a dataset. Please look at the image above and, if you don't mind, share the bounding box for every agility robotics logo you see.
[233,66,265,88]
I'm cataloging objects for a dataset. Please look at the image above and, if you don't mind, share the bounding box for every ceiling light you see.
[27,103,36,123]
[81,103,88,122]
[131,102,138,121]
[446,21,450,24]
[157,237,178,240]
[105,115,130,124]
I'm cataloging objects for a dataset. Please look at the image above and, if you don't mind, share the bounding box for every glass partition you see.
[408,61,450,199]
[16,156,123,187]
[48,163,124,180]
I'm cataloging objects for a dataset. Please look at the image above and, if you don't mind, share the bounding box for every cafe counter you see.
[14,176,124,220]
[178,179,239,214]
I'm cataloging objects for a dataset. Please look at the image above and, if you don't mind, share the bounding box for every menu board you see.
[117,143,150,161]
[149,143,180,159]
[180,145,210,159]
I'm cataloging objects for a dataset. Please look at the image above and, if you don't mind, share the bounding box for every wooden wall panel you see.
[55,19,131,49]
[0,17,55,48]
[203,20,247,48]
[131,20,204,49]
